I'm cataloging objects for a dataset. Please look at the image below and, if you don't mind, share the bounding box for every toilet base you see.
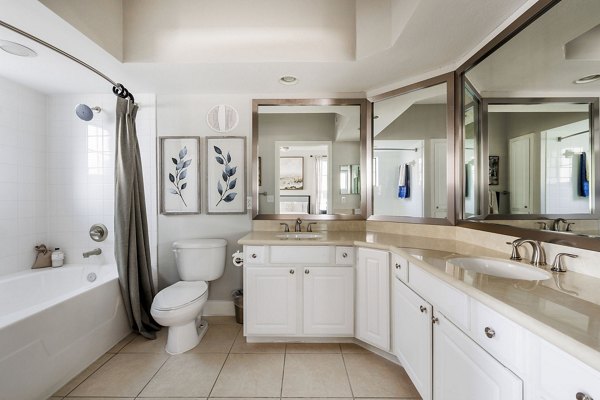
[165,319,209,355]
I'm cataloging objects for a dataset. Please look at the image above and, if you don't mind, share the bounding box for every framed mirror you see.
[370,73,455,224]
[252,99,370,219]
[457,0,600,248]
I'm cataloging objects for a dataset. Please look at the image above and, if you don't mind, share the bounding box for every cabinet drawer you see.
[245,246,266,264]
[537,339,600,400]
[335,247,354,264]
[391,253,408,283]
[470,299,524,373]
[270,246,331,264]
[409,266,469,329]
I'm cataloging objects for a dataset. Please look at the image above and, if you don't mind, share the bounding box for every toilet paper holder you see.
[232,251,244,267]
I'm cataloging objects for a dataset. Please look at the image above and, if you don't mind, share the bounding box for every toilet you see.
[151,238,227,354]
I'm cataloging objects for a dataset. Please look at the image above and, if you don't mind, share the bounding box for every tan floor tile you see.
[139,353,227,397]
[47,397,64,400]
[286,343,341,353]
[230,330,286,354]
[119,329,168,354]
[107,332,136,353]
[209,398,278,400]
[53,354,114,396]
[66,398,132,400]
[340,343,369,353]
[211,353,284,397]
[343,353,419,398]
[191,324,241,353]
[68,353,168,397]
[138,398,205,400]
[285,398,352,400]
[282,354,352,398]
[204,316,240,325]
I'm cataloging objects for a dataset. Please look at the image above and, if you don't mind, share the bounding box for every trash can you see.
[232,289,243,324]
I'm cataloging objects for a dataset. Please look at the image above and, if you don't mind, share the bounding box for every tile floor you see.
[51,317,420,400]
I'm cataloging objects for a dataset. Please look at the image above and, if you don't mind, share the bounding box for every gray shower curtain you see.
[114,97,159,339]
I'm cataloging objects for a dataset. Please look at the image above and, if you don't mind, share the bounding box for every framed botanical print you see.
[206,136,246,214]
[159,136,201,214]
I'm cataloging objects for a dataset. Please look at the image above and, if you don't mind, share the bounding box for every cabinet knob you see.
[305,269,310,274]
[576,393,593,400]
[289,269,295,275]
[432,317,439,324]
[342,252,348,258]
[251,253,257,259]
[395,263,401,269]
[419,305,427,313]
[484,327,496,338]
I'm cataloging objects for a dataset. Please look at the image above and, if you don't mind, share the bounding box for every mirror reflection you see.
[257,105,362,216]
[463,0,600,237]
[373,83,448,218]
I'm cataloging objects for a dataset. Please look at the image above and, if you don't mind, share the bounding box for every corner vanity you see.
[239,231,600,400]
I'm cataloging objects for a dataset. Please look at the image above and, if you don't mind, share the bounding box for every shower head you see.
[75,104,101,121]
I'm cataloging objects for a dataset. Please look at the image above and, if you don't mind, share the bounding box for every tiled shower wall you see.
[46,93,157,270]
[0,76,157,278]
[0,76,47,274]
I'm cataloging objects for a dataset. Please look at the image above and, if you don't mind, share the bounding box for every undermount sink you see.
[276,232,323,240]
[447,256,552,281]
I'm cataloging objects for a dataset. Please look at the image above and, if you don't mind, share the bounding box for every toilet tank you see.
[172,239,227,281]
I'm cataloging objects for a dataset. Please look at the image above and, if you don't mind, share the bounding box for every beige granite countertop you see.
[239,231,600,371]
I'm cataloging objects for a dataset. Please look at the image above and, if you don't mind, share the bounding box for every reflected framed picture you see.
[206,136,246,214]
[280,157,304,190]
[159,136,201,215]
[489,155,499,185]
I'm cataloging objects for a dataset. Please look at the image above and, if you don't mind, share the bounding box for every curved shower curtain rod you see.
[0,19,135,102]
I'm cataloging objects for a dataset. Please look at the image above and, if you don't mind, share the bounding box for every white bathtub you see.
[0,264,130,400]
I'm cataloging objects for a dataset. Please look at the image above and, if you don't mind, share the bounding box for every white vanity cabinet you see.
[393,275,432,400]
[244,245,354,337]
[356,247,390,351]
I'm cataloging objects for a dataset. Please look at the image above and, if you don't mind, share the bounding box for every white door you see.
[509,134,533,214]
[356,248,390,351]
[245,267,297,335]
[393,276,432,400]
[431,139,447,218]
[433,312,523,400]
[303,267,354,335]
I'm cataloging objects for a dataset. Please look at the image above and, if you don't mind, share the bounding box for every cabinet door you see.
[393,276,432,400]
[433,313,522,400]
[245,267,297,335]
[303,267,354,335]
[356,248,390,350]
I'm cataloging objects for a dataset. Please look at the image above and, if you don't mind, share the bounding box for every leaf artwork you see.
[168,145,191,207]
[214,145,238,207]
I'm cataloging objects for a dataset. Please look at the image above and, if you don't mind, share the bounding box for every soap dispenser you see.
[51,248,64,267]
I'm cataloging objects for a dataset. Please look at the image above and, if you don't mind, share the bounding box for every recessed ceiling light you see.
[279,75,298,85]
[574,74,600,84]
[0,40,37,57]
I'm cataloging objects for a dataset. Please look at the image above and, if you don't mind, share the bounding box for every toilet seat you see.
[152,281,208,311]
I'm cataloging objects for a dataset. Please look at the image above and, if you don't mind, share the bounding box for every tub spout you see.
[83,248,102,258]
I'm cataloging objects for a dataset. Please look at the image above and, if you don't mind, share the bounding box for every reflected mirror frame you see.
[369,72,456,225]
[454,0,600,251]
[251,98,371,220]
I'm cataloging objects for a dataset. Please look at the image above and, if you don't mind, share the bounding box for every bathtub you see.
[0,264,130,400]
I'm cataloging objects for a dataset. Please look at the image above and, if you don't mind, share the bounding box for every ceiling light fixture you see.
[0,40,37,57]
[574,74,600,84]
[279,75,298,85]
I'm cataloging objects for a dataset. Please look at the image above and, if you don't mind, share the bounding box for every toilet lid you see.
[152,281,208,311]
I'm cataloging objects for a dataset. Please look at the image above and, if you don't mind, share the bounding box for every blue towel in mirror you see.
[578,152,589,197]
[398,164,410,199]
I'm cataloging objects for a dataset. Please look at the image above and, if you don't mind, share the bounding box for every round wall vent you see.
[206,104,239,133]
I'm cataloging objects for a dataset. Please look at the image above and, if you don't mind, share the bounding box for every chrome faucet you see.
[552,218,568,232]
[509,239,546,267]
[83,248,102,258]
[295,218,303,232]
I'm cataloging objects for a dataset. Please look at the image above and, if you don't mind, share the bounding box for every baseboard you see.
[204,300,235,316]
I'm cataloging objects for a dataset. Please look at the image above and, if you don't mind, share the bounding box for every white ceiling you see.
[467,0,600,96]
[0,0,530,96]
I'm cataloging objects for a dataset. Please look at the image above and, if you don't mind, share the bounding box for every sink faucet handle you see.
[566,222,575,232]
[536,222,548,230]
[551,253,578,273]
[307,223,317,232]
[280,223,290,232]
[506,241,522,261]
